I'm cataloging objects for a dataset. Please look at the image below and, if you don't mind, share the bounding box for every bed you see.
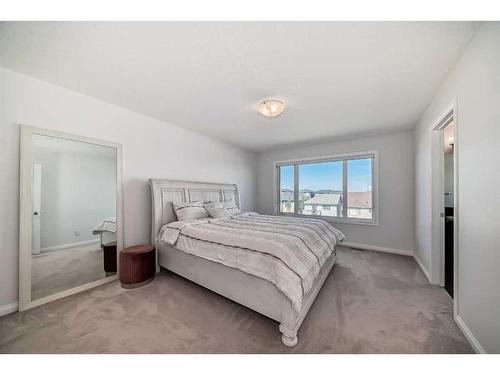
[92,217,117,246]
[150,179,344,347]
[92,218,117,273]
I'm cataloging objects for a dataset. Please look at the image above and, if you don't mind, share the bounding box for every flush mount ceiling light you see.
[257,99,286,118]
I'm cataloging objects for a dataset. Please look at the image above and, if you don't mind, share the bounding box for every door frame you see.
[19,125,123,311]
[430,99,459,318]
[31,163,42,255]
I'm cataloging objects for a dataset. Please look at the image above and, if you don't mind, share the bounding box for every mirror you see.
[19,126,122,311]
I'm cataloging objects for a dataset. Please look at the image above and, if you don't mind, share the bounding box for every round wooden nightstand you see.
[119,244,155,289]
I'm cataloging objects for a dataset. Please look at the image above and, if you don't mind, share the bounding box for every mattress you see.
[158,213,344,312]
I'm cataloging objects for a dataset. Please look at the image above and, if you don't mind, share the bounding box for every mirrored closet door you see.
[19,126,123,311]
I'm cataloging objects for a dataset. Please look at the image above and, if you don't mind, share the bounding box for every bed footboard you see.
[278,253,337,347]
[157,242,336,348]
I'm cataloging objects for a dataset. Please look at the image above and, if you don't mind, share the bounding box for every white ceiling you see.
[0,22,480,151]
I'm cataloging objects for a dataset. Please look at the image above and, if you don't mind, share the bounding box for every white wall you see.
[0,67,257,308]
[32,144,116,249]
[414,23,500,353]
[256,131,414,253]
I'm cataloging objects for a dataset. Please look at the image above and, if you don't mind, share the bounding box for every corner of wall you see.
[455,315,486,354]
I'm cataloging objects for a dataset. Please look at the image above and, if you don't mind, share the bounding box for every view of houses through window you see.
[347,158,373,219]
[279,165,295,213]
[278,154,374,221]
[300,161,343,217]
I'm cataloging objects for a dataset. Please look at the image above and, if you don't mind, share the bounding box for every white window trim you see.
[273,150,379,226]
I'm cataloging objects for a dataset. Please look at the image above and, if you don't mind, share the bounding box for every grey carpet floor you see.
[32,246,109,300]
[0,246,472,353]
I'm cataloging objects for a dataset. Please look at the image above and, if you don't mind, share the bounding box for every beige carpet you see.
[0,246,472,353]
[31,246,111,300]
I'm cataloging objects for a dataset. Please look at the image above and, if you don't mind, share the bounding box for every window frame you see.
[274,150,379,225]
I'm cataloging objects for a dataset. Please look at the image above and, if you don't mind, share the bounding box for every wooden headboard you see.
[149,179,240,245]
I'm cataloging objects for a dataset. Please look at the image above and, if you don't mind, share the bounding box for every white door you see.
[32,164,42,255]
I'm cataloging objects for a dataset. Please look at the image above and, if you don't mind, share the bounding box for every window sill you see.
[277,212,379,226]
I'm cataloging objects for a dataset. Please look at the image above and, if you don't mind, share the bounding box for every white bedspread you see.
[159,213,344,312]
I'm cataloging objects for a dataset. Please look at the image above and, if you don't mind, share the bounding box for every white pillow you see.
[205,200,241,215]
[223,201,241,215]
[173,201,208,221]
[205,205,231,218]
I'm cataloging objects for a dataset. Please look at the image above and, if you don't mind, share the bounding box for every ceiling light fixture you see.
[257,99,286,118]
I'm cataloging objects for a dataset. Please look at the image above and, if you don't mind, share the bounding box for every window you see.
[299,161,342,217]
[279,165,294,213]
[347,158,373,220]
[276,152,376,223]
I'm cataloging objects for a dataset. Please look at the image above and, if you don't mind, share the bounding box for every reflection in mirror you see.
[31,134,117,300]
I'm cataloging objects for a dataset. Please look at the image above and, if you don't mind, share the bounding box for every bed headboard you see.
[149,179,240,245]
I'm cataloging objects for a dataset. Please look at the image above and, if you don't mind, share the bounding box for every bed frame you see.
[150,179,336,347]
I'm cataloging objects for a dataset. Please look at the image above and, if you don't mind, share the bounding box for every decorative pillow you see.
[205,200,241,215]
[205,205,231,219]
[223,200,241,215]
[173,201,208,221]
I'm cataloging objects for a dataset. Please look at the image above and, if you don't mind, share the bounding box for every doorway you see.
[432,105,458,304]
[442,122,455,298]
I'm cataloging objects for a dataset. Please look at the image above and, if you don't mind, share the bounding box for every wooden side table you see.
[119,244,155,289]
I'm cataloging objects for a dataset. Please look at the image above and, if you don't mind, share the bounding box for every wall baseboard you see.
[414,256,485,353]
[0,301,19,317]
[413,253,441,285]
[36,239,100,253]
[455,315,486,354]
[341,241,413,257]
